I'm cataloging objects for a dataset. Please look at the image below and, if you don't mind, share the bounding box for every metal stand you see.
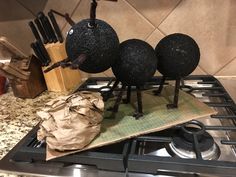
[167,78,181,109]
[133,86,143,119]
[153,76,166,95]
[101,80,119,101]
[107,84,126,112]
[123,86,131,103]
[107,83,144,119]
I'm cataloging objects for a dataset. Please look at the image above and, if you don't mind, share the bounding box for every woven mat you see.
[46,86,216,160]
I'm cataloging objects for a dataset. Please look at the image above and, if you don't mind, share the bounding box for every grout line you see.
[144,29,157,41]
[70,0,83,20]
[61,0,83,31]
[124,0,155,29]
[198,65,209,75]
[156,28,167,36]
[15,0,37,17]
[157,0,183,28]
[214,56,236,76]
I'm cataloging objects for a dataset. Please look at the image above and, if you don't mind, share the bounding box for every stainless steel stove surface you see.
[0,75,236,177]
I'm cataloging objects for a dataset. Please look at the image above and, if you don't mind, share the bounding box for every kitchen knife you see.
[37,12,53,43]
[38,12,58,43]
[36,40,51,65]
[48,10,63,43]
[28,21,42,43]
[34,18,49,44]
[30,43,47,66]
[43,16,58,43]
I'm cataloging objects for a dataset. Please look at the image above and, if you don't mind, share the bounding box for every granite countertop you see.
[0,90,62,177]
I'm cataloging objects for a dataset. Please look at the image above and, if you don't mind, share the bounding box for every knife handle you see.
[34,18,48,44]
[48,11,63,43]
[36,40,51,64]
[28,21,42,43]
[30,43,46,66]
[37,12,53,43]
[38,12,58,43]
[43,16,58,43]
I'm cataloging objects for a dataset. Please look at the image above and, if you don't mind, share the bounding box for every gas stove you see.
[0,75,236,177]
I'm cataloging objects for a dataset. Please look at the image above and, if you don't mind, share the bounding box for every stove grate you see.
[2,75,236,176]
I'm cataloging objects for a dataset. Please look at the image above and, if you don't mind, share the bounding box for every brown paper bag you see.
[37,91,104,151]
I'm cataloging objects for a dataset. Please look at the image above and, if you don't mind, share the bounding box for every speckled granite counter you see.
[0,90,62,177]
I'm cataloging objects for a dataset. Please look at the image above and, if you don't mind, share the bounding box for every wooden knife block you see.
[43,43,82,92]
[10,55,47,98]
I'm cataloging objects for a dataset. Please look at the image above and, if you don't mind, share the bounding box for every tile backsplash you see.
[0,0,236,97]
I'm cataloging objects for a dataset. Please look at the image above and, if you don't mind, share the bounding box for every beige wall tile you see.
[146,29,165,48]
[63,0,155,42]
[17,0,47,15]
[0,20,34,55]
[0,0,33,21]
[126,0,181,27]
[191,66,207,75]
[43,0,81,36]
[158,0,236,75]
[217,77,236,102]
[103,69,114,77]
[215,57,236,76]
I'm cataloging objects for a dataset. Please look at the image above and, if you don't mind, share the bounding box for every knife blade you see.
[34,18,49,44]
[48,10,63,43]
[28,21,42,43]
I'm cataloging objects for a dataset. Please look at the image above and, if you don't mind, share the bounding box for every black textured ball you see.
[155,33,200,78]
[66,19,119,73]
[112,39,157,86]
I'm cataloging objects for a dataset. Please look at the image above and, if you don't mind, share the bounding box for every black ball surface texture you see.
[112,39,157,86]
[155,33,200,78]
[66,19,119,73]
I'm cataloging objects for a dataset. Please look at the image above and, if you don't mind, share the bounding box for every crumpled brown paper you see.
[37,91,104,151]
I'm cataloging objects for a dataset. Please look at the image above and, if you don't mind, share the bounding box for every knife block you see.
[43,42,82,92]
[10,55,47,98]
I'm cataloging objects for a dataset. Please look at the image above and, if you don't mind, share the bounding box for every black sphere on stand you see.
[105,39,157,119]
[154,33,200,108]
[65,19,119,73]
[44,0,119,74]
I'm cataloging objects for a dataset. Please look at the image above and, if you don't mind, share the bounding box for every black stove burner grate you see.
[127,75,236,176]
[11,124,131,172]
[2,75,236,176]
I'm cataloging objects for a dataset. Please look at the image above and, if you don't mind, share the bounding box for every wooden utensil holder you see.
[10,55,47,98]
[43,42,82,92]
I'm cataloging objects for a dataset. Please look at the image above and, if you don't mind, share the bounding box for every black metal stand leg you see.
[180,78,185,87]
[153,76,166,95]
[108,84,125,113]
[123,86,131,104]
[133,86,143,119]
[167,78,181,109]
[102,80,119,101]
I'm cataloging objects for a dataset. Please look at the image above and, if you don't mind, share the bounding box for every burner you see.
[167,121,220,160]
